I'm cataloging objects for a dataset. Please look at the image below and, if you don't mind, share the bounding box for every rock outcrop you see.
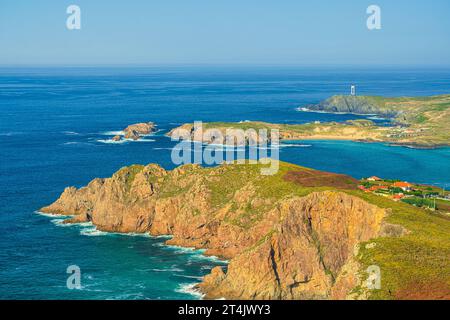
[124,122,156,140]
[303,95,398,117]
[111,122,156,141]
[41,162,396,300]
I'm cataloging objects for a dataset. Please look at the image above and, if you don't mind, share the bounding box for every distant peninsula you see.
[168,94,450,148]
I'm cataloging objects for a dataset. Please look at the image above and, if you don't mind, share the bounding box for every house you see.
[393,182,413,192]
[369,185,389,192]
[367,176,382,182]
[393,194,405,201]
[358,185,372,193]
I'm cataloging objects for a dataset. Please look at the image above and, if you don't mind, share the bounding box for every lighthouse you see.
[350,85,356,96]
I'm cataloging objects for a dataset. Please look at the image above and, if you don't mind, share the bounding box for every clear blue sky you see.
[0,0,449,66]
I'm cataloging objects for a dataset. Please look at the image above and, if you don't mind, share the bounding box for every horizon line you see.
[1,63,450,69]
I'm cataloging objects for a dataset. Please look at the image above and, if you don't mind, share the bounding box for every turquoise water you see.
[0,66,449,299]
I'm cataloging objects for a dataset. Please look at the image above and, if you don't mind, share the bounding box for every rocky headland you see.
[40,161,450,300]
[301,94,450,147]
[112,122,156,141]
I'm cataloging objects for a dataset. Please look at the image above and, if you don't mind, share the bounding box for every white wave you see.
[200,265,213,270]
[97,139,129,144]
[159,244,197,252]
[97,138,155,144]
[154,243,226,263]
[45,218,107,237]
[279,143,312,148]
[80,225,109,237]
[62,131,80,136]
[188,253,227,264]
[76,222,95,227]
[151,267,184,273]
[296,107,377,116]
[125,232,152,237]
[134,138,156,143]
[368,116,387,121]
[153,235,173,239]
[51,219,72,227]
[62,142,94,146]
[0,131,23,136]
[34,211,72,219]
[101,130,124,136]
[175,283,204,299]
[175,274,203,280]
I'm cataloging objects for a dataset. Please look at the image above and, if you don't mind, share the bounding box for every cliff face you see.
[41,162,392,300]
[304,95,397,117]
[199,193,385,299]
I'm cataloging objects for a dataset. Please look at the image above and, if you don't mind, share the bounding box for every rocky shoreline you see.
[40,161,412,300]
[165,94,450,149]
[112,122,156,141]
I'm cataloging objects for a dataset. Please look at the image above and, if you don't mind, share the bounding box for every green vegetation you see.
[115,164,145,192]
[220,162,447,298]
[402,197,436,209]
[347,190,450,300]
[414,114,429,124]
[177,94,450,147]
[198,161,450,299]
[115,160,449,299]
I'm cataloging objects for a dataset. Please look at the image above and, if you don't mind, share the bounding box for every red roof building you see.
[369,185,389,192]
[393,182,413,191]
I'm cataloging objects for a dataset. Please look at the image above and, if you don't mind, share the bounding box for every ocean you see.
[0,66,449,299]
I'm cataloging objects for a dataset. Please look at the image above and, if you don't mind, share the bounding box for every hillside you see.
[303,94,450,146]
[40,161,450,300]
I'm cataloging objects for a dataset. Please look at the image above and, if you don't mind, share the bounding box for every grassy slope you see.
[203,161,450,299]
[121,161,449,299]
[351,191,450,299]
[330,94,450,145]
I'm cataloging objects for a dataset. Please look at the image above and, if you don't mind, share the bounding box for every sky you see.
[0,0,449,66]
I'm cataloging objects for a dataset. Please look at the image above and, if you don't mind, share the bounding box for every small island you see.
[112,122,156,141]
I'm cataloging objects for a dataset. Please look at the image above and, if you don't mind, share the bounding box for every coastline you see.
[167,124,448,150]
[34,210,227,300]
[296,107,379,117]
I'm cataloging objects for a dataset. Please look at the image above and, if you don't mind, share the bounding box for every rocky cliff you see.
[41,161,410,300]
[303,95,398,117]
[111,122,156,141]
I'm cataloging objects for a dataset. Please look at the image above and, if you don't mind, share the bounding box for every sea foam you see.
[175,283,204,299]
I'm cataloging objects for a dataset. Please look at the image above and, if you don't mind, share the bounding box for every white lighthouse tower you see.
[350,85,356,96]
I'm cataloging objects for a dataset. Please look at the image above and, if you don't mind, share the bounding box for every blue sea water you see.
[0,66,449,299]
